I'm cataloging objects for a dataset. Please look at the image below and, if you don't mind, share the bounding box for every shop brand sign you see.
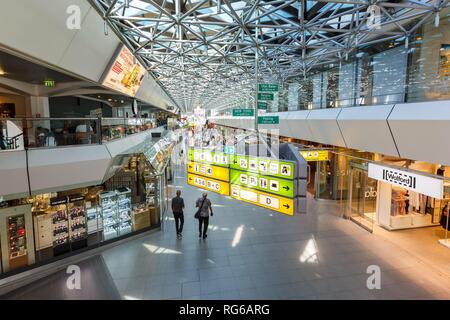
[368,163,443,199]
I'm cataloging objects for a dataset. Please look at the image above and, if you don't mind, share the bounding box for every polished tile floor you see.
[101,163,450,300]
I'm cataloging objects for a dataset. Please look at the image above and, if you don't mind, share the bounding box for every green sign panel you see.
[257,93,274,101]
[232,109,254,117]
[257,101,268,110]
[188,148,230,167]
[258,84,279,92]
[258,116,279,125]
[229,154,295,180]
[230,169,294,198]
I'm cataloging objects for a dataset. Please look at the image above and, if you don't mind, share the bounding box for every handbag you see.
[195,198,206,219]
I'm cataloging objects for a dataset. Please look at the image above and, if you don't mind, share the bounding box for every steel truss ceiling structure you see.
[90,0,448,112]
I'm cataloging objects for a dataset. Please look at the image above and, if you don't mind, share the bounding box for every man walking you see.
[171,190,185,239]
[196,192,213,239]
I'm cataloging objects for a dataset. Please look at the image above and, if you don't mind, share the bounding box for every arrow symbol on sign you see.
[283,204,290,209]
[283,186,290,191]
[189,177,192,181]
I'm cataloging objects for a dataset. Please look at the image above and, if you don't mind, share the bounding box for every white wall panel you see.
[58,7,120,82]
[0,151,29,200]
[338,105,399,157]
[27,145,111,194]
[135,75,173,110]
[388,100,450,166]
[307,108,346,147]
[286,110,313,141]
[0,0,90,66]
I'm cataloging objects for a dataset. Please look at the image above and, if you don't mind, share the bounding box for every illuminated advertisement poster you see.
[102,46,145,96]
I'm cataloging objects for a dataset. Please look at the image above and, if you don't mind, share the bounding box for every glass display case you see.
[8,215,27,261]
[49,197,70,256]
[117,187,132,235]
[67,194,88,251]
[0,205,35,273]
[99,191,119,240]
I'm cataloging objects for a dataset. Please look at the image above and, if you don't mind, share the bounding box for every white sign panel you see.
[368,163,443,199]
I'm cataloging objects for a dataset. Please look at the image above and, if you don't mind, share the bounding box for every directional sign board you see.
[188,148,229,167]
[230,184,294,215]
[300,150,329,162]
[187,161,230,182]
[258,84,279,92]
[258,116,279,125]
[230,169,294,198]
[257,101,268,110]
[257,92,274,101]
[232,109,254,117]
[188,173,230,196]
[230,154,295,180]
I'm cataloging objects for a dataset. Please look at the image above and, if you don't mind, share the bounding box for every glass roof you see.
[90,0,441,111]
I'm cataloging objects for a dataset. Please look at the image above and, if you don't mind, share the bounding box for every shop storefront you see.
[344,159,450,234]
[0,134,176,277]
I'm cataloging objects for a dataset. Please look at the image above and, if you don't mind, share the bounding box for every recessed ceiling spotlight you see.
[0,69,6,76]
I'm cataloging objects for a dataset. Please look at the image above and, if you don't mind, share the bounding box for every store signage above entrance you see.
[257,93,274,101]
[300,150,329,162]
[258,116,279,125]
[232,109,254,117]
[230,184,294,216]
[187,161,230,182]
[368,163,444,199]
[258,84,279,92]
[230,154,295,180]
[230,169,294,198]
[187,173,230,196]
[188,148,229,167]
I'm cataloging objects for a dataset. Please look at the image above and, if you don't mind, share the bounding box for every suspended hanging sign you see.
[299,150,330,162]
[187,173,230,196]
[258,84,279,92]
[258,116,279,125]
[229,154,294,180]
[230,184,294,216]
[257,101,268,110]
[232,109,254,117]
[257,93,274,101]
[230,169,294,198]
[187,161,230,182]
[188,148,229,167]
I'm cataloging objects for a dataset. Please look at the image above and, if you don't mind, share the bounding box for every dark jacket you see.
[171,196,185,214]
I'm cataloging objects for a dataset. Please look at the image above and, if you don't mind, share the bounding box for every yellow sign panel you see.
[187,161,230,182]
[300,150,329,162]
[187,173,230,196]
[230,184,294,216]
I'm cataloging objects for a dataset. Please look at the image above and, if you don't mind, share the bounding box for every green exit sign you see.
[44,80,55,87]
[257,93,274,101]
[232,109,254,117]
[258,83,279,92]
[258,116,279,125]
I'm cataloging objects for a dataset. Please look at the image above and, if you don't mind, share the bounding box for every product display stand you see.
[68,194,88,251]
[99,191,119,240]
[49,197,70,257]
[117,187,132,235]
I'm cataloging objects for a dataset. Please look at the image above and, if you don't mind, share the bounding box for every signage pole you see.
[254,5,259,157]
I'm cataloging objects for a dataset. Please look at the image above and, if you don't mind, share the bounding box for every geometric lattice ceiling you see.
[90,0,447,111]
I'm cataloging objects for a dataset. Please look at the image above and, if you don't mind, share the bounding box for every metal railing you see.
[0,117,165,151]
